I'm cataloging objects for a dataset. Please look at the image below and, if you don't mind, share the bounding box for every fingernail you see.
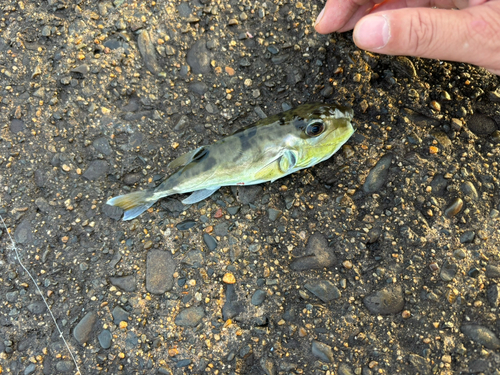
[353,15,391,50]
[315,7,325,27]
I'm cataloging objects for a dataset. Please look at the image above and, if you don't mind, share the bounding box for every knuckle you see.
[407,12,437,57]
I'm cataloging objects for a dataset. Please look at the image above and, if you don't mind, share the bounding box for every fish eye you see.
[305,121,324,137]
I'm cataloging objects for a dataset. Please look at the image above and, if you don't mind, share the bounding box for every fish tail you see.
[106,190,157,221]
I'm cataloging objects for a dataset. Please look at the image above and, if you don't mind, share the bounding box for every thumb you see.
[353,3,500,74]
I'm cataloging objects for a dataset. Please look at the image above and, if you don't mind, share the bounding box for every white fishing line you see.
[0,215,82,375]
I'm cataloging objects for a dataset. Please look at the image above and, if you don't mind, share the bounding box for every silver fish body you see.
[107,103,355,220]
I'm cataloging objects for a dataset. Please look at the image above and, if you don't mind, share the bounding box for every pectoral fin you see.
[278,149,298,173]
[168,146,207,169]
[255,149,298,182]
[181,186,220,205]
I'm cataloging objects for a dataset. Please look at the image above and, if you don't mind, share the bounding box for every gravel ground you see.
[1,0,500,374]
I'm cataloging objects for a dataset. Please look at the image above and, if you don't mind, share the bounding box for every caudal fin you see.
[106,190,156,221]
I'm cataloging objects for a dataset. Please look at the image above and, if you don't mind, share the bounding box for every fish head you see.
[289,103,355,169]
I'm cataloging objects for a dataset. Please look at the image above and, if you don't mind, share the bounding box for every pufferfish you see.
[106,103,355,220]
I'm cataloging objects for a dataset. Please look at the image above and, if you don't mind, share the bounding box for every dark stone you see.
[103,204,123,220]
[83,160,109,180]
[146,250,175,294]
[73,312,97,345]
[27,301,47,314]
[176,219,197,231]
[98,330,112,349]
[311,340,333,363]
[468,114,497,135]
[137,30,160,74]
[203,233,217,251]
[363,285,404,314]
[10,119,26,133]
[461,324,500,350]
[222,284,244,320]
[304,279,341,302]
[92,137,112,155]
[109,275,136,292]
[186,40,211,74]
[189,82,208,95]
[174,306,205,327]
[363,154,393,193]
[232,185,263,205]
[290,233,336,271]
[112,306,129,324]
[14,219,33,244]
[251,290,266,306]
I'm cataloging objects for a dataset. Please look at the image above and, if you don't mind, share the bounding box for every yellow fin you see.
[106,190,156,221]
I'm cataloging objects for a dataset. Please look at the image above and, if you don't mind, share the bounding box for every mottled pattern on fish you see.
[107,103,355,220]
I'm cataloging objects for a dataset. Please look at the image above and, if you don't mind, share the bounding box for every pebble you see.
[109,275,136,292]
[181,250,204,268]
[488,87,500,102]
[487,284,500,307]
[146,250,175,294]
[430,131,452,148]
[203,233,217,251]
[112,306,130,324]
[461,181,478,200]
[102,204,123,220]
[14,219,33,244]
[82,160,109,180]
[363,285,404,315]
[260,357,275,375]
[223,273,236,284]
[10,119,26,133]
[468,114,497,135]
[251,290,266,306]
[304,280,341,302]
[486,265,500,278]
[429,101,441,111]
[186,40,211,74]
[174,306,205,327]
[189,82,208,95]
[92,137,112,156]
[232,185,263,205]
[137,30,160,74]
[71,64,89,75]
[73,311,97,345]
[444,198,463,218]
[363,154,392,193]
[311,340,333,363]
[460,231,475,243]
[268,208,282,221]
[27,301,47,315]
[176,359,192,368]
[290,233,336,271]
[461,324,500,349]
[440,261,458,282]
[98,329,112,349]
[222,284,244,320]
[408,354,431,373]
[176,219,197,231]
[24,364,36,375]
[55,361,75,372]
[338,363,355,375]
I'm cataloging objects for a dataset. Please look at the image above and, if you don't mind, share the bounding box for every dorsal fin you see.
[168,146,207,169]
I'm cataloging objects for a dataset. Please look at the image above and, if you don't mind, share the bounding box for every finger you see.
[315,0,382,34]
[371,0,484,12]
[353,2,500,73]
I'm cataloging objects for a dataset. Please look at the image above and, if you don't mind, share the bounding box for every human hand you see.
[315,0,500,75]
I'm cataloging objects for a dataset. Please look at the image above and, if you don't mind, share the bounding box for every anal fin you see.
[181,186,220,205]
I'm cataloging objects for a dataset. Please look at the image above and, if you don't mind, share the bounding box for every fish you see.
[106,103,355,221]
